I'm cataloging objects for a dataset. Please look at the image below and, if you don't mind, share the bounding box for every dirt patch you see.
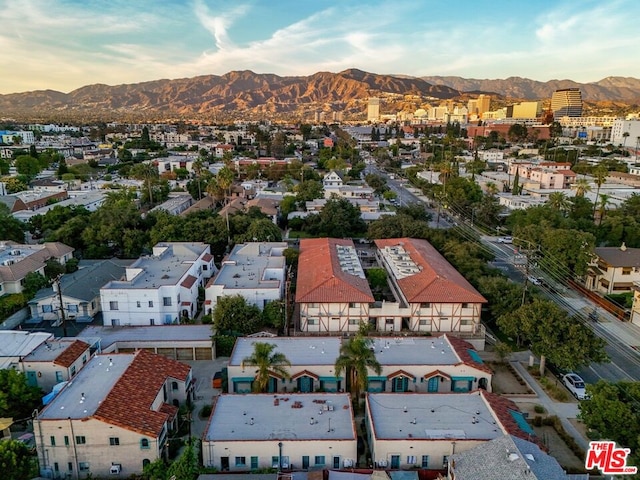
[533,425,587,473]
[489,362,534,395]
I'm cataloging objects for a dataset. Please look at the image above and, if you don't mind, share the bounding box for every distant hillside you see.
[0,69,459,119]
[421,75,640,102]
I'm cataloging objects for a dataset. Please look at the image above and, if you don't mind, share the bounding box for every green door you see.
[26,371,38,387]
[298,376,313,393]
[392,377,408,392]
[427,377,439,392]
[268,377,277,393]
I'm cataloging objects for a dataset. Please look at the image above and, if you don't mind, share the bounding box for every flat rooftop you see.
[78,325,213,349]
[213,242,286,290]
[205,393,355,441]
[0,331,52,358]
[369,336,460,365]
[39,353,135,420]
[230,337,341,366]
[101,242,207,290]
[367,392,502,441]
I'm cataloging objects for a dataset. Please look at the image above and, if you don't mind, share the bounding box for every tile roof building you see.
[100,242,215,326]
[0,242,74,296]
[202,393,357,472]
[586,243,640,295]
[35,350,192,478]
[20,339,91,393]
[365,391,537,472]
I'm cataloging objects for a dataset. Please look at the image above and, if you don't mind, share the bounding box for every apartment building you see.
[205,242,287,313]
[585,244,640,294]
[202,393,357,471]
[34,350,192,478]
[100,242,215,326]
[0,242,74,296]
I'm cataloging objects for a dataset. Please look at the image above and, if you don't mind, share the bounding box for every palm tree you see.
[485,181,499,196]
[334,335,382,404]
[243,342,291,393]
[546,191,570,213]
[592,165,608,217]
[622,131,629,150]
[596,193,612,225]
[573,178,592,197]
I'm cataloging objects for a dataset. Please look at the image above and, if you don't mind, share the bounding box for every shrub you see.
[200,404,212,419]
[534,404,546,414]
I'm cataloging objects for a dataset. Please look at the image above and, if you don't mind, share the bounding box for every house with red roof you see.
[100,242,215,326]
[296,238,375,333]
[34,350,192,478]
[373,238,486,335]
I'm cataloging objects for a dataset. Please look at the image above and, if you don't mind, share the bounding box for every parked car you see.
[527,276,542,286]
[562,373,588,400]
[212,371,223,389]
[497,236,513,244]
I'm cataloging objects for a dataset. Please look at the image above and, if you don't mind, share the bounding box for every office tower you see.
[367,97,380,122]
[551,88,583,118]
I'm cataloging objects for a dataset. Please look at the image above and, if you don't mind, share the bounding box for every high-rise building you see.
[367,97,380,122]
[551,88,583,118]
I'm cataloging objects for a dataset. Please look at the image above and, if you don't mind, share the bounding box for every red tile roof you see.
[386,369,416,380]
[446,334,493,374]
[423,369,451,380]
[93,350,191,437]
[54,340,90,368]
[181,274,197,289]
[482,390,545,448]
[374,238,486,304]
[202,253,214,262]
[291,370,320,381]
[296,238,374,303]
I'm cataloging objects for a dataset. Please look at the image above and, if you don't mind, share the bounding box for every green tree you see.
[130,162,161,205]
[313,198,366,238]
[143,457,167,480]
[14,155,41,178]
[166,439,198,480]
[44,259,66,279]
[365,268,387,290]
[0,204,25,242]
[0,440,35,480]
[573,178,592,197]
[592,164,608,216]
[0,369,42,419]
[212,295,262,335]
[262,300,285,331]
[235,218,283,243]
[334,335,382,403]
[578,380,640,471]
[546,191,570,213]
[295,179,324,203]
[507,123,528,143]
[243,342,291,392]
[21,272,49,299]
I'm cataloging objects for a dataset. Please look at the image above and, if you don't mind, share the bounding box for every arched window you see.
[171,381,178,391]
[140,438,150,449]
[143,459,151,468]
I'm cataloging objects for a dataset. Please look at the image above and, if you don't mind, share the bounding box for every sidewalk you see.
[509,351,589,451]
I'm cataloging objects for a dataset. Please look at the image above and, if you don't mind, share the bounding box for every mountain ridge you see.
[1,70,639,119]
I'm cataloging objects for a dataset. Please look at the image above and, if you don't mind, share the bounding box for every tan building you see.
[34,350,192,479]
[226,335,492,394]
[586,244,640,294]
[20,339,90,393]
[365,391,537,472]
[203,393,357,471]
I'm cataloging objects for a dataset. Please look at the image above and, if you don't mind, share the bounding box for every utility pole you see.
[53,275,67,337]
[517,240,538,306]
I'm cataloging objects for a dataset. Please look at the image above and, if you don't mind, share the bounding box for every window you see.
[50,436,56,446]
[442,455,449,468]
[349,302,356,308]
[68,462,73,472]
[143,459,151,468]
[308,303,318,308]
[419,319,430,325]
[141,438,150,449]
[203,264,208,271]
[64,436,69,446]
[421,455,429,468]
[385,318,394,325]
[109,437,120,446]
[314,456,325,466]
[307,318,317,325]
[68,305,78,313]
[251,456,258,469]
[163,297,172,306]
[109,301,119,310]
[55,371,63,382]
[272,456,279,468]
[70,365,76,376]
[407,455,417,465]
[235,456,246,467]
[348,318,358,325]
[171,381,178,391]
[622,267,632,275]
[42,304,53,313]
[460,319,472,326]
[461,302,469,308]
[150,319,155,325]
[54,463,59,472]
[82,355,87,364]
[75,436,86,445]
[79,462,90,472]
[137,301,141,308]
[148,301,153,307]
[420,302,431,308]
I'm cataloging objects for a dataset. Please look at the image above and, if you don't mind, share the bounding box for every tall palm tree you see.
[573,178,592,197]
[592,165,608,217]
[546,191,570,213]
[335,335,382,403]
[596,194,612,225]
[485,181,499,196]
[243,342,291,393]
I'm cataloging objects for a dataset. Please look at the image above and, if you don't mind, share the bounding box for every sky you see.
[1,0,639,94]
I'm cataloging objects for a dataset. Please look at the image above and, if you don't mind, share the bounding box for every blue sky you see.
[1,0,639,94]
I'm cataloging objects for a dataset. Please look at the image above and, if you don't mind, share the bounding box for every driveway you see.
[185,357,229,439]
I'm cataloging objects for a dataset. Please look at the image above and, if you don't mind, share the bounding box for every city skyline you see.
[1,0,639,95]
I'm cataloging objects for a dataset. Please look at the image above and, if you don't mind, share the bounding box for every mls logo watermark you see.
[585,441,638,475]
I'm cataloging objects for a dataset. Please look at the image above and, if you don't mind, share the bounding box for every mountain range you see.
[1,69,639,120]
